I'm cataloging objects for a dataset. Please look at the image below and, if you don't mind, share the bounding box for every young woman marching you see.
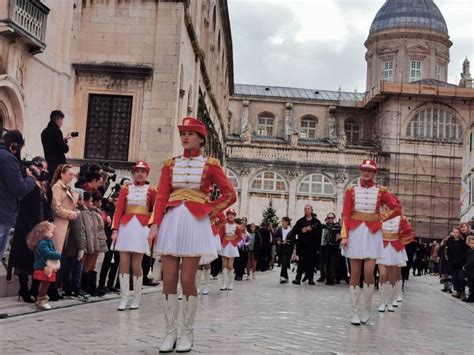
[377,213,414,313]
[111,161,156,310]
[340,159,400,325]
[148,117,236,353]
[218,209,242,291]
[197,210,226,295]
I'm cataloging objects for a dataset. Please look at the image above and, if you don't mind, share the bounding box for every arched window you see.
[300,115,318,139]
[345,119,361,143]
[298,174,335,196]
[257,112,275,136]
[250,171,287,193]
[406,104,461,141]
[226,169,239,189]
[212,6,217,32]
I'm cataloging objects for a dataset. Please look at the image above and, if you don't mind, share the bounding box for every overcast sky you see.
[228,0,474,92]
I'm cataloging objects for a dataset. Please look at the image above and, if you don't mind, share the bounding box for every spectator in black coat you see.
[448,227,468,299]
[7,157,48,303]
[291,205,323,285]
[462,236,474,302]
[41,110,75,179]
[0,129,36,262]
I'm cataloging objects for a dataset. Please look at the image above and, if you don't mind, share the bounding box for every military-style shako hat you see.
[226,208,237,216]
[359,159,378,172]
[132,160,150,173]
[178,117,208,141]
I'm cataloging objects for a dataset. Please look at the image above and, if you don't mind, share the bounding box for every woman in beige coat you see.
[50,164,79,254]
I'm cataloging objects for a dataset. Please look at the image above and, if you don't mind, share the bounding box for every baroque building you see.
[0,0,233,180]
[226,0,474,239]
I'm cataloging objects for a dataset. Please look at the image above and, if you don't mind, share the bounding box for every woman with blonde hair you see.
[27,221,61,310]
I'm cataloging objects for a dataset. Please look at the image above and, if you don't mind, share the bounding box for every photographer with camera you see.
[41,110,77,179]
[291,205,323,285]
[0,130,36,263]
[8,157,49,303]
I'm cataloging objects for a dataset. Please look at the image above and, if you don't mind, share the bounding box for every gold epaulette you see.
[207,157,221,167]
[148,185,157,192]
[345,185,354,193]
[379,186,388,192]
[163,158,174,167]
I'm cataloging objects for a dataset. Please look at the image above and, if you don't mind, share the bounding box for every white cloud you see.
[228,0,474,91]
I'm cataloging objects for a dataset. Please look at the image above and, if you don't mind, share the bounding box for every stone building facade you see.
[0,0,233,181]
[226,0,474,239]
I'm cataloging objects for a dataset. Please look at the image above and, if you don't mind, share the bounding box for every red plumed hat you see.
[359,159,378,171]
[226,208,237,216]
[132,160,150,173]
[178,117,208,140]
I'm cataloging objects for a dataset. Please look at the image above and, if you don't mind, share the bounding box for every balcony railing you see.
[0,0,49,54]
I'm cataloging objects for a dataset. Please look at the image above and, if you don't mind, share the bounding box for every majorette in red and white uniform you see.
[151,118,237,259]
[113,161,157,253]
[218,209,243,258]
[377,214,414,266]
[341,160,401,259]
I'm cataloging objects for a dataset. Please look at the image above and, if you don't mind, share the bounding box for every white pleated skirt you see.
[214,235,222,251]
[115,216,150,253]
[219,243,240,258]
[155,204,217,260]
[377,243,407,266]
[341,223,383,259]
[399,248,408,267]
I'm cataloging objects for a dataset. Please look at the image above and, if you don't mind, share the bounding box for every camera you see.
[22,158,49,181]
[71,132,79,137]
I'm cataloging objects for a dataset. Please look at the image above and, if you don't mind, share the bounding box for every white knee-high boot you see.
[176,295,198,353]
[220,268,228,291]
[117,274,129,311]
[202,270,210,295]
[130,275,143,310]
[387,284,396,312]
[378,283,388,312]
[159,294,179,353]
[349,285,361,325]
[227,269,235,290]
[360,283,374,324]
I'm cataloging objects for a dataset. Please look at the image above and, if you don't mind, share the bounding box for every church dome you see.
[369,0,448,35]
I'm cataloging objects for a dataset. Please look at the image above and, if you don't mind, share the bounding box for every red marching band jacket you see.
[219,223,243,248]
[112,184,157,230]
[150,157,237,227]
[382,216,415,252]
[211,211,227,236]
[341,179,401,239]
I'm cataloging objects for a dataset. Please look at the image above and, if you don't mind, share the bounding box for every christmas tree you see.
[262,199,279,228]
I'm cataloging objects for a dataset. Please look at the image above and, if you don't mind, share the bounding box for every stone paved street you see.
[1,270,473,354]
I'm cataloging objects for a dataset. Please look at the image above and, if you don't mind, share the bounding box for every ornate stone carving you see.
[287,169,299,180]
[337,132,347,150]
[289,132,299,147]
[239,167,251,176]
[241,124,252,144]
[328,105,338,143]
[335,173,347,185]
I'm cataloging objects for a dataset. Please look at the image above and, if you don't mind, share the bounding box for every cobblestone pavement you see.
[1,270,473,354]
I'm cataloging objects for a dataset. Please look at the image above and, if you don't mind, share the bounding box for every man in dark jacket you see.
[292,205,323,285]
[320,213,342,285]
[0,130,36,262]
[41,110,73,178]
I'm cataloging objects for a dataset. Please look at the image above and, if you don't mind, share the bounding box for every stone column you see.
[328,105,337,143]
[241,100,250,134]
[287,170,299,220]
[239,167,251,218]
[335,172,347,218]
[284,102,294,136]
